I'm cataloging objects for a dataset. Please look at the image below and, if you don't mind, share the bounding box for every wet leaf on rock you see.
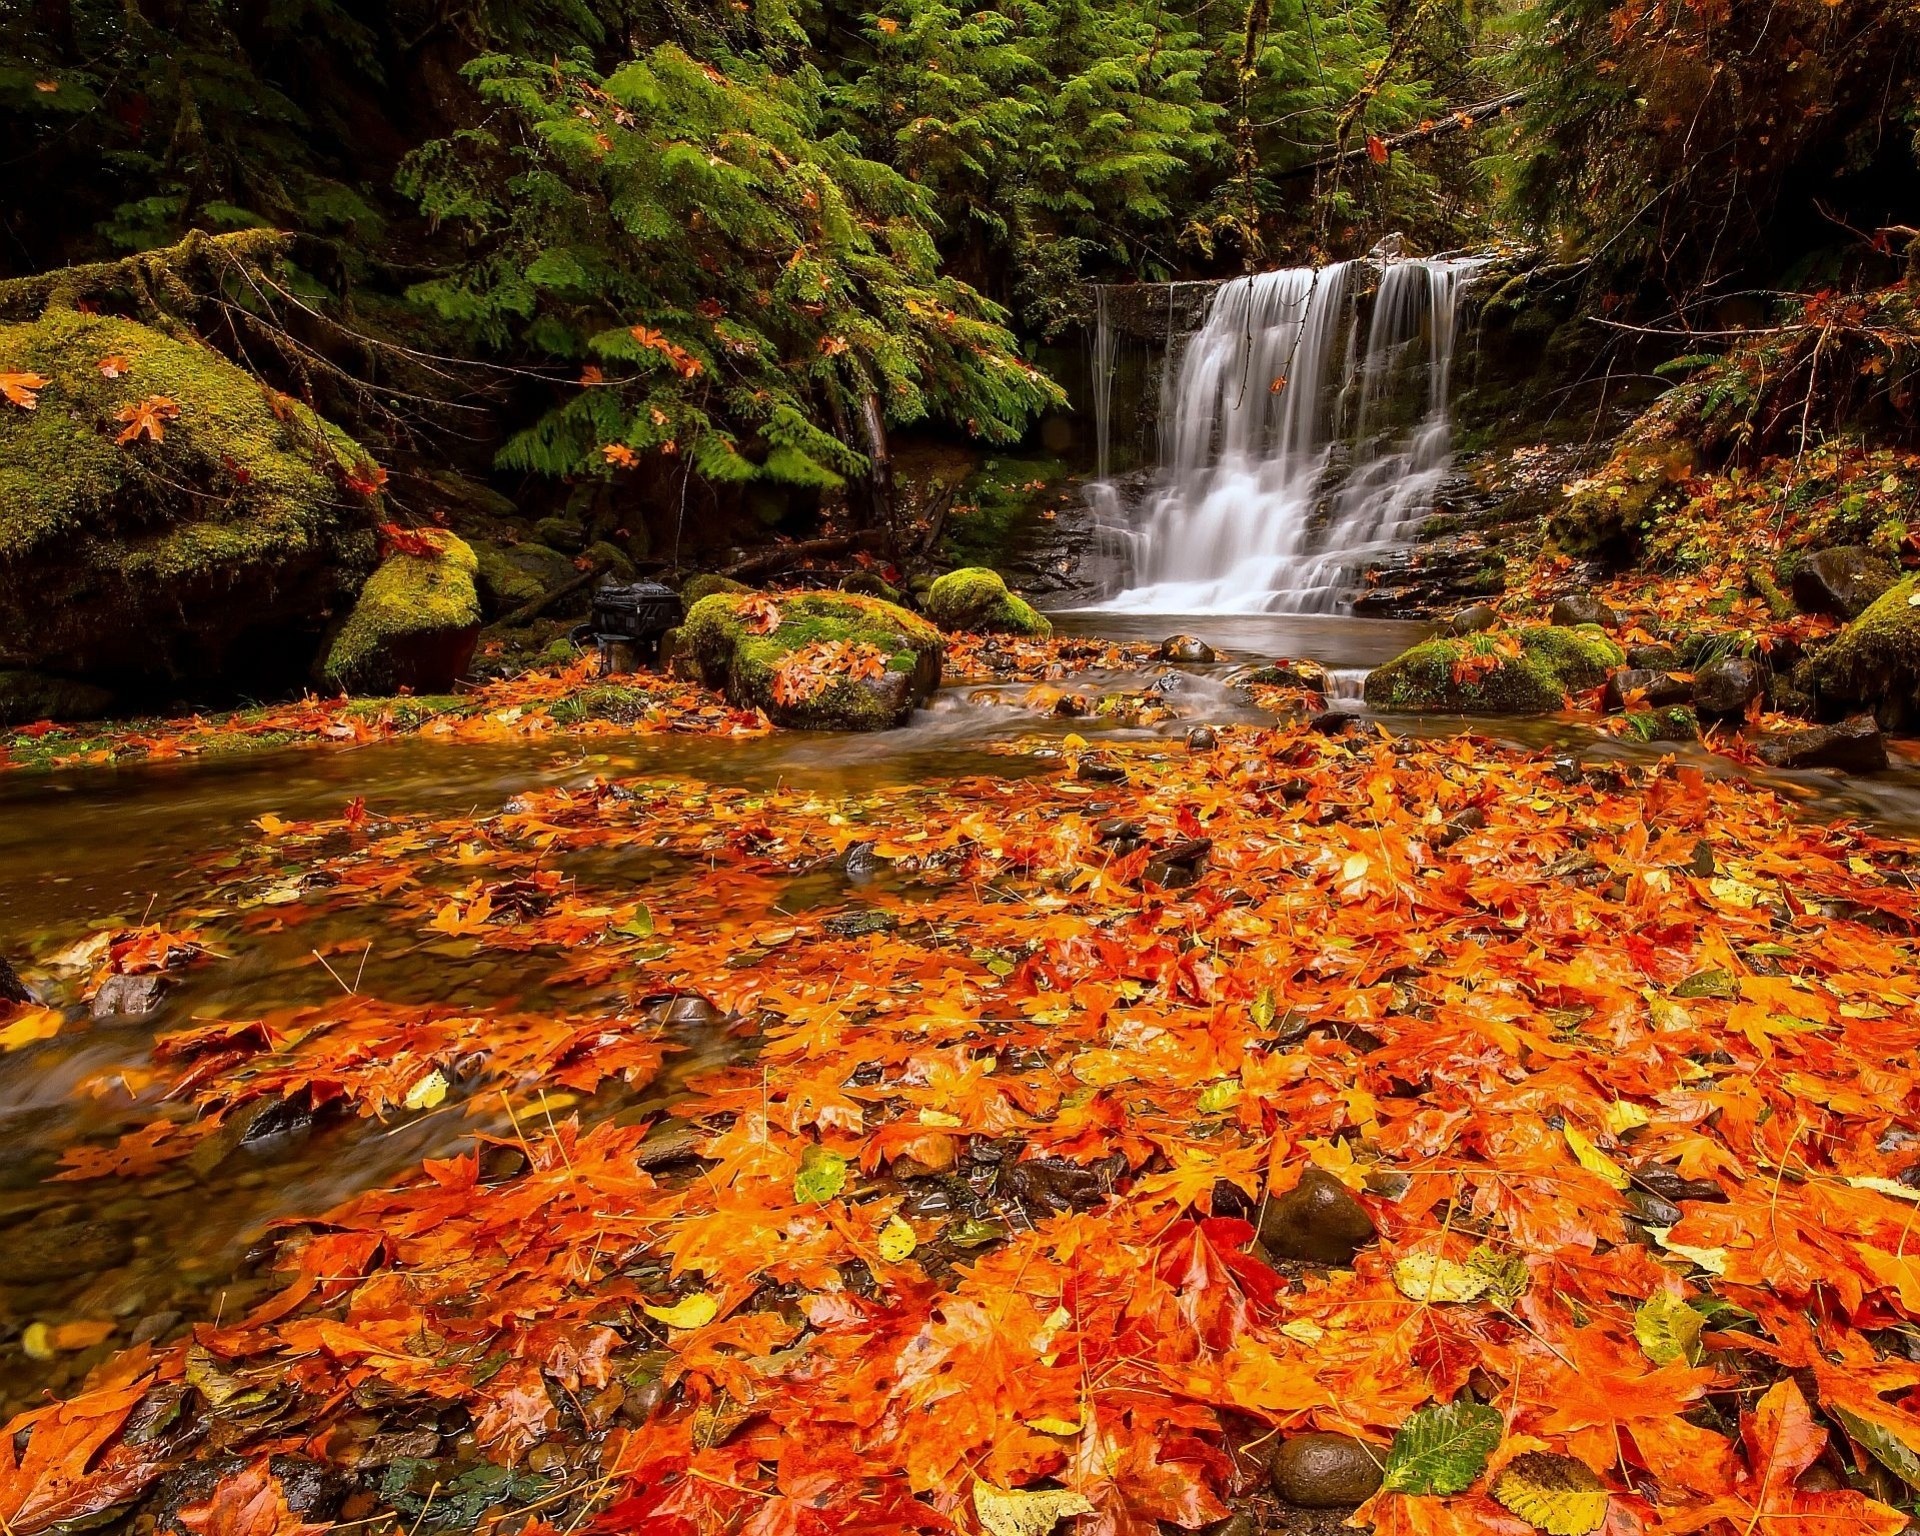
[795,1144,847,1203]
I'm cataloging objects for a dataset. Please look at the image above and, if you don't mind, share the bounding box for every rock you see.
[324,534,481,694]
[924,568,1052,638]
[840,570,905,605]
[0,1220,133,1282]
[1053,693,1092,718]
[1258,1166,1376,1266]
[1142,839,1211,889]
[1363,626,1625,715]
[1626,642,1681,670]
[582,540,637,583]
[1446,603,1499,635]
[1075,754,1128,784]
[131,1310,183,1344]
[0,670,117,727]
[1160,634,1216,664]
[1805,574,1920,727]
[91,972,170,1017]
[1269,1433,1385,1507]
[472,542,576,617]
[1754,716,1888,773]
[1621,706,1700,742]
[1186,725,1217,752]
[0,954,31,1004]
[1601,668,1692,710]
[1551,592,1618,629]
[681,573,751,605]
[1792,546,1897,621]
[1692,656,1764,719]
[533,513,587,553]
[678,590,942,730]
[1239,659,1329,690]
[0,309,381,707]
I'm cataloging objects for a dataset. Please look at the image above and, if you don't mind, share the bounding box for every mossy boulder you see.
[473,541,576,616]
[925,567,1051,638]
[1363,626,1626,715]
[0,309,381,708]
[678,590,942,730]
[681,573,751,605]
[0,669,115,727]
[323,535,481,694]
[1806,574,1920,726]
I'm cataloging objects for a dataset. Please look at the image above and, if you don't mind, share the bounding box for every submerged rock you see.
[0,309,382,712]
[0,1219,132,1282]
[1792,546,1897,621]
[1362,626,1624,715]
[1238,659,1329,690]
[324,535,481,694]
[1269,1433,1384,1507]
[1754,717,1888,773]
[924,567,1051,638]
[678,590,942,730]
[91,972,170,1017]
[1258,1166,1376,1266]
[1692,655,1763,719]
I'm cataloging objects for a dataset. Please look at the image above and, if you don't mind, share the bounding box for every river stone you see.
[1754,716,1888,773]
[1161,635,1216,664]
[1269,1433,1384,1507]
[1627,641,1681,670]
[0,1219,133,1282]
[1186,725,1218,752]
[1446,603,1499,635]
[1602,667,1692,711]
[1259,1166,1376,1265]
[1792,546,1897,621]
[0,954,30,1004]
[1693,656,1764,718]
[1550,592,1618,629]
[1240,659,1329,689]
[91,972,170,1018]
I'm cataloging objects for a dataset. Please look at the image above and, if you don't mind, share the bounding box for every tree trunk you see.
[857,390,896,556]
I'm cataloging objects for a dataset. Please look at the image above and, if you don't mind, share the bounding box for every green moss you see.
[0,309,379,690]
[1362,625,1622,715]
[680,590,943,729]
[0,670,116,726]
[324,536,482,693]
[1623,705,1700,742]
[681,573,751,604]
[1808,574,1920,718]
[938,456,1071,571]
[924,567,1051,638]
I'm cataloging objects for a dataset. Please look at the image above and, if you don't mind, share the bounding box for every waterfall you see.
[1090,286,1117,482]
[1096,255,1484,615]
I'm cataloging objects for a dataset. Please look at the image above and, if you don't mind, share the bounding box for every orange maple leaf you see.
[113,395,180,444]
[1367,134,1389,164]
[178,1462,329,1536]
[97,355,130,379]
[602,443,639,468]
[1,371,49,410]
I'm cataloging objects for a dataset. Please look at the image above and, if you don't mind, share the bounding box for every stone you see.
[1053,693,1092,718]
[840,570,905,605]
[924,568,1051,638]
[472,542,575,617]
[1792,546,1897,621]
[1142,839,1211,889]
[0,1220,133,1283]
[1754,716,1888,773]
[1186,725,1218,752]
[1239,659,1328,690]
[131,1310,184,1345]
[1601,668,1692,711]
[1446,603,1499,635]
[91,972,170,1018]
[1160,634,1216,664]
[1622,705,1700,742]
[0,670,117,727]
[533,513,587,553]
[1692,656,1764,719]
[1076,754,1128,784]
[0,954,31,1004]
[1363,626,1625,715]
[1626,642,1681,670]
[665,590,945,730]
[680,573,751,605]
[1550,592,1618,629]
[1258,1166,1376,1266]
[1805,574,1920,727]
[324,534,482,694]
[1269,1433,1385,1508]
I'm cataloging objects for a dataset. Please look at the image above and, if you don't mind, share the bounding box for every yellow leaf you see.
[1280,1319,1325,1345]
[255,813,291,836]
[1633,1290,1704,1366]
[644,1293,718,1330]
[1602,1100,1649,1137]
[1024,1416,1083,1436]
[878,1215,918,1262]
[20,1323,54,1360]
[0,1007,61,1051]
[1648,1229,1728,1274]
[1491,1451,1609,1535]
[973,1481,1094,1536]
[403,1069,448,1110]
[1562,1125,1629,1190]
[1393,1252,1489,1304]
[1061,733,1088,751]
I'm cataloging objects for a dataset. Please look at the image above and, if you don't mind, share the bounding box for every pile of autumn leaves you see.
[7,723,1920,1536]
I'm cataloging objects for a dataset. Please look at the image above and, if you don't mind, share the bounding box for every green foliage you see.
[1380,1400,1503,1496]
[399,46,1063,487]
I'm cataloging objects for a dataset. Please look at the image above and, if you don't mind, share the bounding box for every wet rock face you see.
[1792,546,1897,621]
[1602,667,1693,711]
[1693,656,1764,719]
[1550,592,1618,629]
[1258,1166,1377,1266]
[1269,1433,1385,1507]
[0,1219,133,1282]
[1754,716,1888,773]
[1446,604,1498,635]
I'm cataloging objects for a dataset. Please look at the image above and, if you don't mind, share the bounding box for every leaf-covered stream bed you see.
[4,614,1920,1536]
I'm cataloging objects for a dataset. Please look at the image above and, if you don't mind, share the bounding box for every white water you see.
[1092,256,1483,615]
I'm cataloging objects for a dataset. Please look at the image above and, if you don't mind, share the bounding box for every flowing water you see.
[1088,256,1485,614]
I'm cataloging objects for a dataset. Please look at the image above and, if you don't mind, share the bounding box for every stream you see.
[2,607,1918,1414]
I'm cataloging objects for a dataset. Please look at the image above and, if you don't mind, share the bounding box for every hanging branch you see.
[1278,90,1529,179]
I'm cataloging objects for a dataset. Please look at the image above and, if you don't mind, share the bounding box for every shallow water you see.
[0,610,1917,1410]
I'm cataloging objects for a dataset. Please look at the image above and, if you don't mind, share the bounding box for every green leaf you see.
[1633,1291,1705,1366]
[794,1143,847,1204]
[1832,1405,1920,1490]
[614,905,655,938]
[1380,1400,1504,1495]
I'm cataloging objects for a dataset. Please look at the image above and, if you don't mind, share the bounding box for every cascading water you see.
[1094,255,1483,614]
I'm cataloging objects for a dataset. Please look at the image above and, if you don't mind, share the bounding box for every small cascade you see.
[1090,285,1117,482]
[1095,254,1484,614]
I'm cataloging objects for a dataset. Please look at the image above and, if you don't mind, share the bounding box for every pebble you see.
[1258,1166,1377,1266]
[1160,634,1216,664]
[1269,1432,1385,1507]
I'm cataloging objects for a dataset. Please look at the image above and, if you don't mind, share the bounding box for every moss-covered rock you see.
[0,309,380,708]
[323,535,481,694]
[678,590,942,730]
[1806,574,1920,726]
[473,541,576,616]
[0,669,116,727]
[681,573,751,605]
[924,567,1051,638]
[1363,626,1625,715]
